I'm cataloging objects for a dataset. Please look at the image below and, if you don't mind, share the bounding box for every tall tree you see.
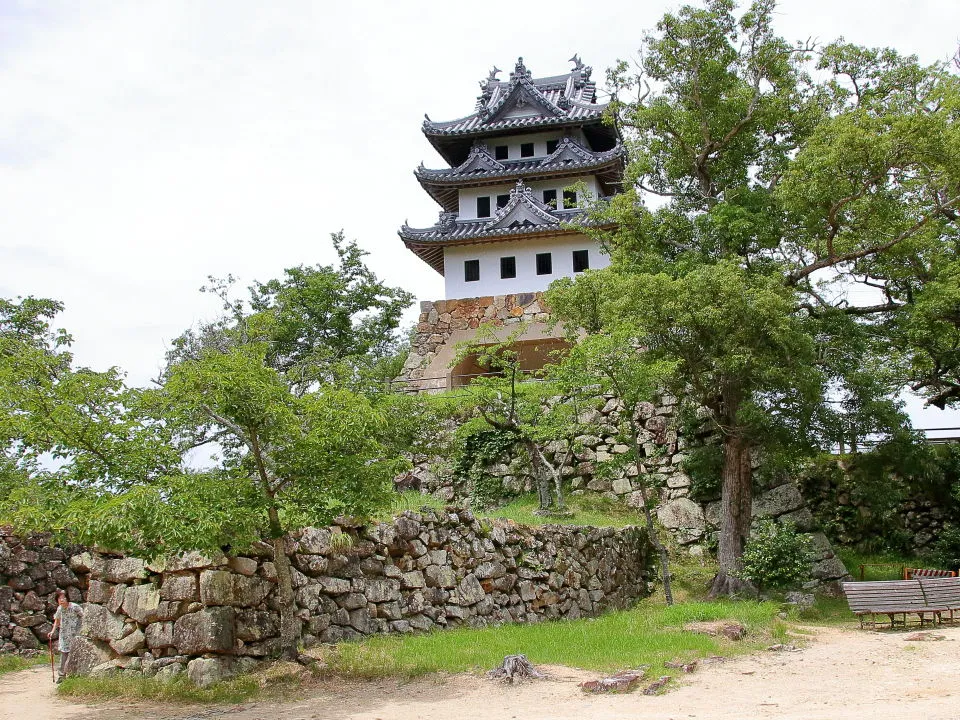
[1,234,417,658]
[554,0,960,594]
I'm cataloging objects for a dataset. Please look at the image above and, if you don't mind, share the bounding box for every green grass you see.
[835,549,918,581]
[321,599,786,680]
[377,490,448,520]
[58,674,265,704]
[482,493,642,528]
[0,654,46,676]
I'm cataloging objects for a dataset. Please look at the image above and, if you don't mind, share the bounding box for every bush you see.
[737,518,814,591]
[927,524,960,572]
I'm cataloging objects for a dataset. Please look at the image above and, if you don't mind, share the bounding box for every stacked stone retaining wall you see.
[1,510,651,683]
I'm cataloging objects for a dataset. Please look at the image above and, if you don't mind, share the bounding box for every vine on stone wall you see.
[452,428,522,509]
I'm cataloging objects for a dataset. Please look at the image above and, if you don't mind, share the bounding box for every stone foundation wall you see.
[396,293,559,392]
[1,511,651,683]
[401,393,850,589]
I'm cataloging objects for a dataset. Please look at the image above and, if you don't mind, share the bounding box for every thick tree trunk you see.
[708,434,756,598]
[524,440,556,512]
[268,507,300,660]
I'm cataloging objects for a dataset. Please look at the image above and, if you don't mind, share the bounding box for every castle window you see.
[477,196,491,218]
[563,190,577,208]
[464,259,480,282]
[500,256,517,279]
[495,145,509,160]
[572,250,590,273]
[536,252,553,276]
[520,142,535,158]
[546,139,559,154]
[496,194,510,210]
[542,189,557,208]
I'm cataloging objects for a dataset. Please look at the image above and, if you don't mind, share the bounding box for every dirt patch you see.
[3,624,959,720]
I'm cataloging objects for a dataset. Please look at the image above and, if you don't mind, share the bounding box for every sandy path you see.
[3,625,959,720]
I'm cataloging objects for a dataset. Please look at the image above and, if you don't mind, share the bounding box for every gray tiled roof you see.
[399,180,598,273]
[416,138,625,184]
[422,57,607,139]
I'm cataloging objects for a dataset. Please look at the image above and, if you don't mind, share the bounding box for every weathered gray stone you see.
[474,562,506,580]
[365,578,400,603]
[298,528,332,554]
[236,610,278,642]
[150,550,225,573]
[455,574,486,606]
[110,628,145,655]
[83,604,127,641]
[317,576,351,594]
[121,583,162,624]
[752,483,805,518]
[145,621,175,649]
[424,565,456,590]
[656,498,706,538]
[160,574,198,601]
[69,637,113,675]
[611,478,633,495]
[227,556,258,577]
[187,657,235,688]
[155,663,184,682]
[102,557,147,583]
[200,570,271,607]
[811,557,850,581]
[173,607,235,655]
[400,570,426,589]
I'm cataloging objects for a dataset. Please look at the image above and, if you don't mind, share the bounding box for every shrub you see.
[737,518,814,591]
[927,524,960,572]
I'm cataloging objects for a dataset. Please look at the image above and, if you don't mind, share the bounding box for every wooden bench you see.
[918,577,960,623]
[842,580,949,629]
[904,567,957,579]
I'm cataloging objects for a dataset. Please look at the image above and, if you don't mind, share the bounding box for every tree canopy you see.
[550,0,960,594]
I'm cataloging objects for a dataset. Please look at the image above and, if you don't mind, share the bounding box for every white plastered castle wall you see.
[458,175,600,219]
[442,233,610,298]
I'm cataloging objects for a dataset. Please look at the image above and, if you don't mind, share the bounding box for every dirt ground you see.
[3,624,959,720]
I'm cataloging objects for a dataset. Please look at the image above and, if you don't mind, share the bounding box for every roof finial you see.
[510,56,531,82]
[487,66,501,82]
[569,54,584,71]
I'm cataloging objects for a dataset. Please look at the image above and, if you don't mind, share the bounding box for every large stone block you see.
[83,604,127,641]
[148,550,225,573]
[235,610,279,642]
[199,570,271,607]
[752,483,805,519]
[145,621,175,649]
[187,657,235,688]
[160,574,198,601]
[173,607,235,655]
[68,637,113,676]
[454,574,486,606]
[103,557,147,583]
[365,578,400,603]
[110,628,145,656]
[121,583,163,624]
[424,566,457,589]
[656,498,706,541]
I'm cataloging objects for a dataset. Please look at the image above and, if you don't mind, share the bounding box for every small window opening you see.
[563,190,577,209]
[494,145,509,160]
[520,142,535,158]
[536,252,553,276]
[496,194,510,210]
[572,250,590,273]
[477,196,491,218]
[500,256,517,279]
[464,259,480,282]
[542,189,557,208]
[546,139,559,154]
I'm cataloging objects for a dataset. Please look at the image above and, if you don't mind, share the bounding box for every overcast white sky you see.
[1,0,958,432]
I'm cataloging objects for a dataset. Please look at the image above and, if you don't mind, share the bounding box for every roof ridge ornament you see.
[568,53,593,82]
[510,57,532,83]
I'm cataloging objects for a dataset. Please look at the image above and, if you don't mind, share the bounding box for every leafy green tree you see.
[553,0,959,594]
[451,325,595,513]
[1,235,416,658]
[547,319,679,604]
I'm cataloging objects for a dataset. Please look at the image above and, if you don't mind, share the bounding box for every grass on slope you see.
[0,654,46,676]
[322,600,786,679]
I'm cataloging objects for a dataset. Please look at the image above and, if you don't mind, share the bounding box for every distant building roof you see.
[416,137,626,210]
[399,180,606,274]
[423,56,617,166]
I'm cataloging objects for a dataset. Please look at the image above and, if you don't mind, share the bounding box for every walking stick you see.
[48,635,55,683]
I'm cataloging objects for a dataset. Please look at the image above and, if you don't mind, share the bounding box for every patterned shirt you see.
[53,603,84,652]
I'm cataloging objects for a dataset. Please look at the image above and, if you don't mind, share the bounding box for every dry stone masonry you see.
[1,510,651,684]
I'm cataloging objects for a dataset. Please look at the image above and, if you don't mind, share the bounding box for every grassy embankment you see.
[0,654,45,676]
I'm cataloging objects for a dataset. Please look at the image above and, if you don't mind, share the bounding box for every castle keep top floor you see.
[399,57,625,297]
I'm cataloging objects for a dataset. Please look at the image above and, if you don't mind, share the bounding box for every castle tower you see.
[397,56,625,391]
